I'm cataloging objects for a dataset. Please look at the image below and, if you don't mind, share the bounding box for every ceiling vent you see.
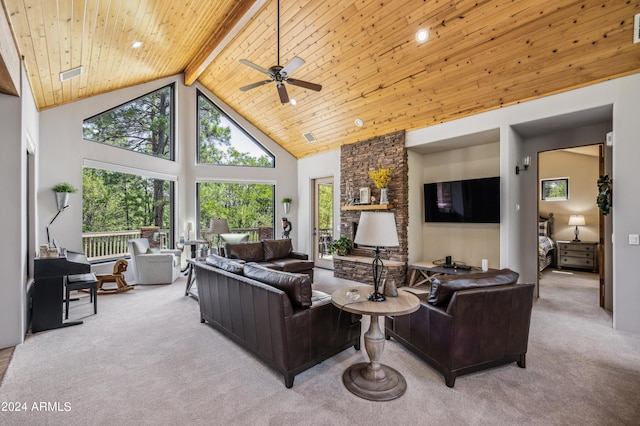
[303,131,317,143]
[59,66,83,82]
[635,14,640,44]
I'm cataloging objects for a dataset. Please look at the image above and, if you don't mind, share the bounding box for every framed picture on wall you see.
[541,178,569,201]
[359,187,370,204]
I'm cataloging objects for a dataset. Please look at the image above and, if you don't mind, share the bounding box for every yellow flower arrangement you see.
[368,166,392,188]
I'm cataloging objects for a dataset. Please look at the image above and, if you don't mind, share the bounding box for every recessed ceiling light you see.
[415,29,429,44]
[131,41,143,49]
[290,98,297,106]
[354,118,364,127]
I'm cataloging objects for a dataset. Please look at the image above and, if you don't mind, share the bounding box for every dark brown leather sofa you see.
[224,239,315,282]
[385,269,534,387]
[195,255,361,388]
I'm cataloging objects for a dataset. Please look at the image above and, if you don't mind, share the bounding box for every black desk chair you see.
[65,273,98,319]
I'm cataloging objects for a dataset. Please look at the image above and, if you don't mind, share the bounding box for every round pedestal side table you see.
[332,285,420,401]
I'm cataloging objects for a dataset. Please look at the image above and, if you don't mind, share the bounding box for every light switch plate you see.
[629,234,640,245]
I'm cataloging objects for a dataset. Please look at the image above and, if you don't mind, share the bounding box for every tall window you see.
[83,84,175,160]
[197,91,274,167]
[198,182,274,237]
[82,167,174,260]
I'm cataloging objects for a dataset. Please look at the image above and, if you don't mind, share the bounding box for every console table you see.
[332,285,419,401]
[407,261,488,287]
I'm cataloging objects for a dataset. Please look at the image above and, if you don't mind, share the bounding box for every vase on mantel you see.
[379,188,389,205]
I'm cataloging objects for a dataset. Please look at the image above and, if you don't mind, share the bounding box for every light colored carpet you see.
[1,268,639,425]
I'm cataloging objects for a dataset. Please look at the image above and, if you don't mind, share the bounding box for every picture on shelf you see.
[359,187,370,204]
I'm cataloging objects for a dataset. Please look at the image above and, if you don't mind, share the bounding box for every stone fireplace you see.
[333,130,409,286]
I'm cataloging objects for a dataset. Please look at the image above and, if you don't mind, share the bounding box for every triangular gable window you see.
[83,84,175,160]
[197,91,275,167]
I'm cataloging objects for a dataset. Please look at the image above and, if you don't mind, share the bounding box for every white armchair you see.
[127,238,182,285]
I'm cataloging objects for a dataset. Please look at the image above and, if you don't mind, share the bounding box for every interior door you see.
[313,177,334,269]
[598,144,606,308]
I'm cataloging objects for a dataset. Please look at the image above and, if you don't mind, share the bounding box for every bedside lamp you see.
[568,215,585,242]
[354,212,399,302]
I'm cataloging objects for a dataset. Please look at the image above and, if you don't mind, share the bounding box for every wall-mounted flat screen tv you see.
[424,177,500,223]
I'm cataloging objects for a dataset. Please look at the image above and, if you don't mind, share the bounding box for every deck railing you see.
[83,227,268,262]
[82,230,141,262]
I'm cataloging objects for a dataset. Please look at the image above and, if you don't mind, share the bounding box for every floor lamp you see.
[353,212,399,302]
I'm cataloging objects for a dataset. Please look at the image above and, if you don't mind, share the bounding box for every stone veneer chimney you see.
[335,130,409,285]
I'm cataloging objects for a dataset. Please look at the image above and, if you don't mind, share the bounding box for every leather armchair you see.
[127,238,181,285]
[385,269,534,387]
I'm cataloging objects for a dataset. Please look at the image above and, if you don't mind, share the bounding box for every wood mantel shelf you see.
[341,204,394,211]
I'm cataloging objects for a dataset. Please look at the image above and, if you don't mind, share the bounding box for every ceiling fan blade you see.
[277,83,290,104]
[239,80,273,91]
[280,56,305,77]
[286,78,322,92]
[239,59,272,77]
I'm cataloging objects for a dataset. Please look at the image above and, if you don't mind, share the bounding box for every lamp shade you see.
[210,219,230,234]
[354,212,399,248]
[568,215,586,226]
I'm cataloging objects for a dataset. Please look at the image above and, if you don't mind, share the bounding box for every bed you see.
[539,213,555,275]
[538,213,556,272]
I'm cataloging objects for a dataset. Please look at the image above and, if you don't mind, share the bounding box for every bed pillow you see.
[538,220,549,237]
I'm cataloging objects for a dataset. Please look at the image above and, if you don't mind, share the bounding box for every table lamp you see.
[568,214,585,242]
[354,212,399,302]
[210,219,230,252]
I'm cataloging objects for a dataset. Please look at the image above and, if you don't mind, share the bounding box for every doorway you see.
[537,144,606,308]
[313,177,334,269]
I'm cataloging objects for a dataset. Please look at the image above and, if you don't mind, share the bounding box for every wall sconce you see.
[515,156,531,175]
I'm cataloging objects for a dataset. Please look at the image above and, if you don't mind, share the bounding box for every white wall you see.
[37,76,298,255]
[406,72,640,334]
[296,150,341,256]
[0,66,39,348]
[416,142,501,269]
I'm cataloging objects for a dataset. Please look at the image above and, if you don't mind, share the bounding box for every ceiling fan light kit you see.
[239,0,322,104]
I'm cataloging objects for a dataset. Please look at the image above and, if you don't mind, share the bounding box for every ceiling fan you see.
[239,0,322,104]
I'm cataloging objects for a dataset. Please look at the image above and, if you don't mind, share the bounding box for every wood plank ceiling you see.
[3,0,640,159]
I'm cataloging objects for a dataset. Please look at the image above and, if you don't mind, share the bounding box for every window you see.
[541,178,569,201]
[82,166,174,260]
[83,84,175,160]
[197,91,274,167]
[197,182,274,240]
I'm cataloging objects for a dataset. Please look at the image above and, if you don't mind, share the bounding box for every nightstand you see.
[556,241,598,273]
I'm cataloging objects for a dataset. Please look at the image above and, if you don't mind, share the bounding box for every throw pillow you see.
[243,263,312,308]
[263,239,292,261]
[428,269,519,307]
[146,247,161,254]
[220,233,249,244]
[205,254,244,275]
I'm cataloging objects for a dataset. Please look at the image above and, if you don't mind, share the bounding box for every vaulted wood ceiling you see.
[3,0,640,158]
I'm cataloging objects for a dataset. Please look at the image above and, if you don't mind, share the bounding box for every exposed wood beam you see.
[184,0,267,86]
[0,2,20,96]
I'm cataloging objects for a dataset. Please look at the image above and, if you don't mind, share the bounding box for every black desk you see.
[32,251,91,333]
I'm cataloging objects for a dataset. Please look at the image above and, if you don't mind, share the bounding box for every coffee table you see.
[332,285,420,401]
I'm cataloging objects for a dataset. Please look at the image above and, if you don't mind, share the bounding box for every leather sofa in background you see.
[224,239,315,282]
[195,255,361,388]
[385,269,534,387]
